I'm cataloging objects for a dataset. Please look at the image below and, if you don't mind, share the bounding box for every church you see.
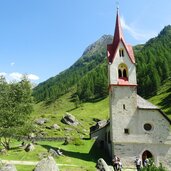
[90,9,171,169]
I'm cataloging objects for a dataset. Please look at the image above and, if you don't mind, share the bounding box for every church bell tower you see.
[107,8,137,157]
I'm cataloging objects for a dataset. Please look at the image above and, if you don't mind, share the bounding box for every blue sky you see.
[0,0,171,84]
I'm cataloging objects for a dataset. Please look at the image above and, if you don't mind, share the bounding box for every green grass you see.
[31,91,109,138]
[0,139,107,171]
[0,91,110,171]
[16,165,35,171]
[149,79,171,118]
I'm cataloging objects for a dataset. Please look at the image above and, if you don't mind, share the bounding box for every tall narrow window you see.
[119,49,122,57]
[123,69,127,77]
[119,49,124,57]
[121,49,124,57]
[118,69,122,78]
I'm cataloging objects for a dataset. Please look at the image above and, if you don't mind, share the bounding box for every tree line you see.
[33,25,171,102]
[136,25,171,97]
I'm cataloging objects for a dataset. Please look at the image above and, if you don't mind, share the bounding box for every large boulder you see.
[96,158,114,171]
[24,143,35,152]
[61,113,79,126]
[0,164,17,171]
[48,148,59,157]
[34,156,59,171]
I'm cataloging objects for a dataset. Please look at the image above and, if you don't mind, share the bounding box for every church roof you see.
[137,95,158,109]
[107,9,135,64]
[137,95,171,124]
[90,95,171,135]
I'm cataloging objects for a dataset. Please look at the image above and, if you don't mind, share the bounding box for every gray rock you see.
[108,166,114,171]
[24,143,35,152]
[61,113,79,126]
[34,156,59,171]
[51,124,60,130]
[0,148,7,155]
[0,164,17,171]
[35,118,49,125]
[49,148,58,157]
[96,158,114,171]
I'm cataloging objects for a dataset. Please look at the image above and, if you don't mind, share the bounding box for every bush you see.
[141,159,167,171]
[71,138,84,146]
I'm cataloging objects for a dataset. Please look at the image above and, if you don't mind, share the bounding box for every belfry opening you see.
[118,63,128,81]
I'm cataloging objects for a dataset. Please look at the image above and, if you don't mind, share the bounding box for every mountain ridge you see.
[33,34,112,102]
[33,25,171,112]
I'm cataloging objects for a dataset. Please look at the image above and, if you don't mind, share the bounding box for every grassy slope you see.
[32,78,171,138]
[0,139,107,171]
[149,78,171,119]
[32,90,109,138]
[0,91,110,171]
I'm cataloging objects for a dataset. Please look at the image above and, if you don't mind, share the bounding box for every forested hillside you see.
[33,25,171,104]
[149,77,171,116]
[33,35,112,102]
[136,25,171,97]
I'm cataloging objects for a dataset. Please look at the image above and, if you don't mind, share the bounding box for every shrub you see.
[71,138,85,146]
[141,159,167,171]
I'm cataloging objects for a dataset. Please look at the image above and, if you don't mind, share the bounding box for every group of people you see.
[135,156,150,171]
[112,155,150,171]
[112,155,122,171]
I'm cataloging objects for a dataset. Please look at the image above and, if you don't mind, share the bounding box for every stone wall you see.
[112,142,171,170]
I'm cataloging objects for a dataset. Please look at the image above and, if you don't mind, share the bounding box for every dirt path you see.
[1,160,136,170]
[1,160,78,167]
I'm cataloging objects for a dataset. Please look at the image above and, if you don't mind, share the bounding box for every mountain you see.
[33,35,113,102]
[33,26,171,110]
[82,35,113,55]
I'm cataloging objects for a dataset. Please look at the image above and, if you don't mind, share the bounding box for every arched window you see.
[118,63,128,81]
[123,69,127,77]
[118,69,122,78]
[119,48,124,57]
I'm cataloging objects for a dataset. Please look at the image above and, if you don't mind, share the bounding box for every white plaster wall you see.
[109,42,137,85]
[110,85,171,144]
[135,109,171,144]
[110,86,137,143]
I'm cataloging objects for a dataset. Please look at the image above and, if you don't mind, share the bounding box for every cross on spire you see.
[116,0,119,10]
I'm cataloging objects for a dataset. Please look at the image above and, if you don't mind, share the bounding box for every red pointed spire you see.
[107,9,135,63]
[113,8,124,44]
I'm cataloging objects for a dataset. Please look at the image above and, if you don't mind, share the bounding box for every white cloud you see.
[120,16,157,42]
[9,72,23,81]
[0,72,40,82]
[27,74,39,81]
[10,62,15,67]
[0,72,7,76]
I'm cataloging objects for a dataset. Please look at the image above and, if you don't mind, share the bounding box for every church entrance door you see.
[142,150,153,166]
